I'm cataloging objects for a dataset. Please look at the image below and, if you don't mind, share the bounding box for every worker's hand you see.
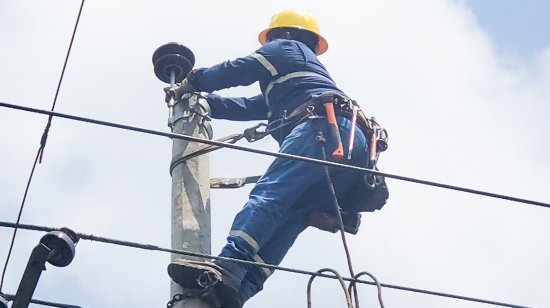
[164,78,196,103]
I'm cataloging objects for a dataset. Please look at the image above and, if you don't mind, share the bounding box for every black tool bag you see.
[339,173,389,213]
[274,92,390,212]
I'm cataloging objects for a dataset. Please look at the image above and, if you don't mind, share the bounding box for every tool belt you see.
[282,92,390,217]
[268,92,374,137]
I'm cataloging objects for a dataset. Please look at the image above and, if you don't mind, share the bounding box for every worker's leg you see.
[236,154,368,301]
[237,210,309,301]
[216,119,328,279]
[217,116,369,280]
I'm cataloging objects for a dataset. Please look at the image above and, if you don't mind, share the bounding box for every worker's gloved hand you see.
[164,78,196,103]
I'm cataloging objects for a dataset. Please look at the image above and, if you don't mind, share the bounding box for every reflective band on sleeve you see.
[253,254,272,277]
[250,53,278,76]
[264,71,335,107]
[229,230,260,252]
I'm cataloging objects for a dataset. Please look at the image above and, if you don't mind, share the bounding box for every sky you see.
[0,0,549,308]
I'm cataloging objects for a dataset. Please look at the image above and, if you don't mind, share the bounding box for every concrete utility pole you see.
[170,94,213,308]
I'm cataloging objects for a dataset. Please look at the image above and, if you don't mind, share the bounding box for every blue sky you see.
[467,0,550,57]
[0,1,549,308]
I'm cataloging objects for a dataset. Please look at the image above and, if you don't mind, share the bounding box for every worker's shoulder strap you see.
[248,52,335,109]
[264,72,334,106]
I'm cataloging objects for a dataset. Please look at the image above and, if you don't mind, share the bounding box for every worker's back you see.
[255,38,345,141]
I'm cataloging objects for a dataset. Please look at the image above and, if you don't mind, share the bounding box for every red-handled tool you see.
[324,102,344,159]
[312,92,345,160]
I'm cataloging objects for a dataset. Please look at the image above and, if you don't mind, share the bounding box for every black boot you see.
[168,259,242,308]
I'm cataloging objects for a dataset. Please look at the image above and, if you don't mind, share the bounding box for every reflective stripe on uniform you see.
[264,71,335,107]
[229,230,260,251]
[253,254,272,277]
[250,53,278,76]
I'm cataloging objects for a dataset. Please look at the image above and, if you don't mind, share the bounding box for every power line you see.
[0,221,531,308]
[1,293,82,308]
[0,150,41,292]
[0,0,85,293]
[1,101,548,209]
[40,0,86,162]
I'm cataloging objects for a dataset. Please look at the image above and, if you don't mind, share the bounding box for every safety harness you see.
[266,91,389,168]
[207,92,390,235]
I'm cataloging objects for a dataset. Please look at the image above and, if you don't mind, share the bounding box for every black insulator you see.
[40,230,77,267]
[152,43,195,83]
[153,54,192,83]
[152,42,195,67]
[60,227,80,245]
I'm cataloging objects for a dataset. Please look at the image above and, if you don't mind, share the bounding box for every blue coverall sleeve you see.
[206,94,269,121]
[190,55,272,93]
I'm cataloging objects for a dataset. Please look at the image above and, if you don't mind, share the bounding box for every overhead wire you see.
[307,268,353,308]
[1,101,548,210]
[0,3,541,308]
[0,0,85,293]
[0,221,531,308]
[0,100,541,307]
[348,272,385,308]
[0,293,81,308]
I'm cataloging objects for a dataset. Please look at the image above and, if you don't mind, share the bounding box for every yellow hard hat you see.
[258,9,328,55]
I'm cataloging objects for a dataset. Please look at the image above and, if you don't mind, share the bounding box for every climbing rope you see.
[316,131,361,307]
[169,123,271,175]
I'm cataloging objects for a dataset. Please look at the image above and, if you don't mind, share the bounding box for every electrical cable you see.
[0,221,531,308]
[0,1,85,293]
[40,0,86,162]
[1,293,82,308]
[348,272,385,308]
[317,132,361,307]
[0,5,540,308]
[0,150,40,292]
[1,101,548,210]
[307,268,352,308]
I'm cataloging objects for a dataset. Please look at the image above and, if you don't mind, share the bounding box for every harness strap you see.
[264,71,335,107]
[273,93,374,139]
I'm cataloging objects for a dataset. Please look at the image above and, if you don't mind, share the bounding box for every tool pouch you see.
[340,173,389,213]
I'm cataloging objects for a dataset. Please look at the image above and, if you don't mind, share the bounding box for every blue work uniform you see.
[188,39,370,300]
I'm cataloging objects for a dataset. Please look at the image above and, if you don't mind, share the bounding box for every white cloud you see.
[0,0,548,307]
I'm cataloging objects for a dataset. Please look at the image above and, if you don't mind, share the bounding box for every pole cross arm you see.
[12,229,79,308]
[210,176,261,189]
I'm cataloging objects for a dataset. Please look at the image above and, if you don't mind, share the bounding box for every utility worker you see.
[166,9,382,308]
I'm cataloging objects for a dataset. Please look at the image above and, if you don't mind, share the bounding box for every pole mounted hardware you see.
[152,42,196,129]
[11,228,79,308]
[0,295,7,308]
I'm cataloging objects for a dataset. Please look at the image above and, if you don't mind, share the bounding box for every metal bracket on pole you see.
[210,176,261,189]
[11,228,79,308]
[171,94,213,139]
[170,93,192,128]
[11,244,50,308]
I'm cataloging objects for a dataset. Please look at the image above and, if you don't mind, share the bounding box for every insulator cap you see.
[152,43,195,84]
[40,229,78,267]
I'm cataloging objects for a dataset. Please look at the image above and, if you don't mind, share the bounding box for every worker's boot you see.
[168,259,242,308]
